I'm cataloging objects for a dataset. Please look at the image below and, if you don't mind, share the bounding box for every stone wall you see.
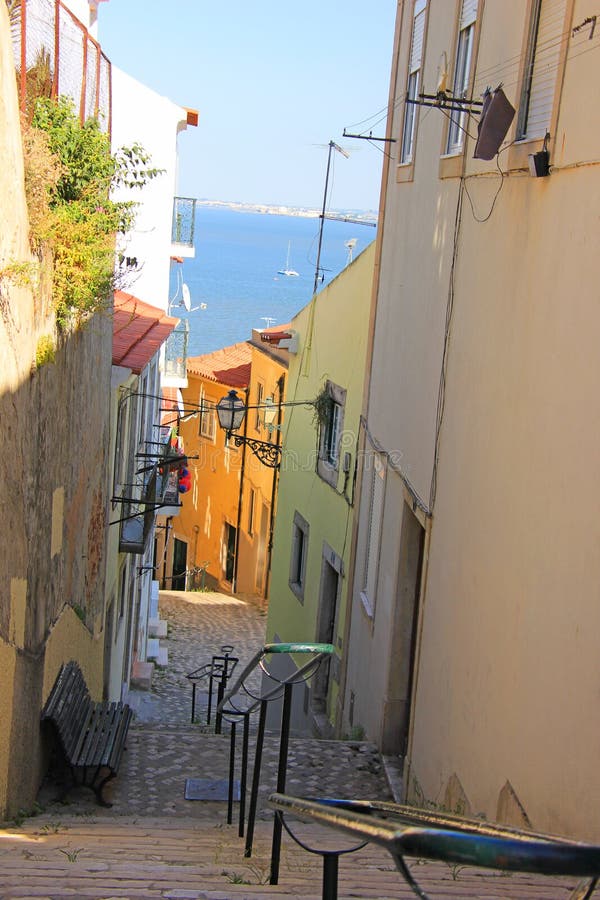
[0,3,112,819]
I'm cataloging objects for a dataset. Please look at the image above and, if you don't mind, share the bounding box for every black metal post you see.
[191,682,196,724]
[245,699,268,858]
[227,721,236,825]
[239,712,250,837]
[207,671,214,724]
[215,679,225,734]
[322,854,339,900]
[270,682,293,885]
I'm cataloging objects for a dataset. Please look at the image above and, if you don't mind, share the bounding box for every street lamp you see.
[216,390,282,469]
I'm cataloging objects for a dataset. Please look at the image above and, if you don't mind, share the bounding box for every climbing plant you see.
[22,96,162,327]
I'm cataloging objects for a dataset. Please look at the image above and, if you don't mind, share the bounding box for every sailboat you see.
[277,241,299,277]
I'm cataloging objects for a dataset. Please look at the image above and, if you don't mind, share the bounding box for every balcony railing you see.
[171,197,196,248]
[163,320,189,383]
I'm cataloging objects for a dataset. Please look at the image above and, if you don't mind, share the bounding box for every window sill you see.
[317,457,339,489]
[396,161,415,184]
[507,136,545,172]
[289,581,305,604]
[359,590,375,621]
[439,152,465,179]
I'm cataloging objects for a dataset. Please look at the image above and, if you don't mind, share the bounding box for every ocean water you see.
[170,206,376,358]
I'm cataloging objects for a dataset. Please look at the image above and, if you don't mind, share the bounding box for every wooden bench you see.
[41,660,132,807]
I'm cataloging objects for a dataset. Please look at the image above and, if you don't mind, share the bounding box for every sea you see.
[169,205,377,358]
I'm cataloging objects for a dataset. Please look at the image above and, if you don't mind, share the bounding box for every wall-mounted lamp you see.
[216,390,282,469]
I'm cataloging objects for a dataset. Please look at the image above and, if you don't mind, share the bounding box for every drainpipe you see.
[264,373,285,600]
[232,387,249,593]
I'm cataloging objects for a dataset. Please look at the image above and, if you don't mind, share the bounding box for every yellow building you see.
[342,0,600,840]
[159,333,287,598]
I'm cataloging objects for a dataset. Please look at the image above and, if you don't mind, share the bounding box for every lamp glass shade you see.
[217,390,246,432]
[263,397,278,427]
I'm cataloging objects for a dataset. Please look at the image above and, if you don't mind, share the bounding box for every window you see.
[289,510,309,602]
[199,394,216,440]
[401,0,427,163]
[317,381,346,487]
[516,0,567,141]
[360,453,386,617]
[247,487,255,537]
[446,0,478,155]
[255,382,264,432]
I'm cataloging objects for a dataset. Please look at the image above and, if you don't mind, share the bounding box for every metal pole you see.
[245,699,268,858]
[313,142,334,295]
[270,682,293,885]
[215,679,225,734]
[239,712,250,838]
[227,721,236,825]
[322,854,339,900]
[191,682,196,724]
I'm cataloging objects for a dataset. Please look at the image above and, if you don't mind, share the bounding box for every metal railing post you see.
[322,854,339,900]
[270,681,293,885]
[245,698,268,858]
[227,721,236,825]
[239,712,250,837]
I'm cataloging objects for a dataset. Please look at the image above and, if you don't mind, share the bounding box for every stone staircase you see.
[0,815,581,899]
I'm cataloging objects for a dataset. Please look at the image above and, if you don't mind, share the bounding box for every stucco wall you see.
[345,0,600,840]
[266,243,375,731]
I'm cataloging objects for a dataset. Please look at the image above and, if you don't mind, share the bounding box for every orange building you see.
[157,331,289,599]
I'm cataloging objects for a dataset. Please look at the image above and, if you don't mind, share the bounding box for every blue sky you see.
[98,2,397,211]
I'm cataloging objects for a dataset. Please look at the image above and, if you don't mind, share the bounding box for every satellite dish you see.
[182,283,191,311]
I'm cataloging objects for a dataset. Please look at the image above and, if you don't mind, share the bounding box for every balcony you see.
[162,320,189,387]
[171,197,197,258]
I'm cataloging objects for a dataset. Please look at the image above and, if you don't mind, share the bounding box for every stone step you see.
[148,617,168,638]
[0,817,579,898]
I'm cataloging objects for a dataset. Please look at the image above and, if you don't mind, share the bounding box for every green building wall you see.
[265,241,375,735]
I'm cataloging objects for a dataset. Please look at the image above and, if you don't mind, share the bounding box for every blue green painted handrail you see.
[269,793,600,899]
[216,642,335,716]
[263,642,335,655]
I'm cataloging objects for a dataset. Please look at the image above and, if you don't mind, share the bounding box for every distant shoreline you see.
[195,198,378,224]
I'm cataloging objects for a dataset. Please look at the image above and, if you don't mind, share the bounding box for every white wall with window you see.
[317,381,346,487]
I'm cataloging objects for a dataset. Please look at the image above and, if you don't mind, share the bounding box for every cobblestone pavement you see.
[37,590,391,821]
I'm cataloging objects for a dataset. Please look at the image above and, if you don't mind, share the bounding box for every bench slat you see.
[41,661,131,805]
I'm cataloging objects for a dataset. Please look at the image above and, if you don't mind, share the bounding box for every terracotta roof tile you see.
[113,291,178,374]
[187,342,251,388]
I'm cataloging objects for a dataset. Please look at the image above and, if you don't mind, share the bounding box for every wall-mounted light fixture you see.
[216,390,282,468]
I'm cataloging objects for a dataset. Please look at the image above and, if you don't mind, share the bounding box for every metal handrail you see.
[213,642,334,876]
[268,793,600,900]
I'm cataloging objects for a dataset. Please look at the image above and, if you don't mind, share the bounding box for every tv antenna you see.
[344,238,357,265]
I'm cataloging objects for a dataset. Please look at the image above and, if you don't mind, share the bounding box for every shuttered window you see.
[517,0,567,140]
[401,0,427,163]
[446,0,479,154]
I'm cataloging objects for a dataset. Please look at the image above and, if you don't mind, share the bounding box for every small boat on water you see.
[278,241,299,277]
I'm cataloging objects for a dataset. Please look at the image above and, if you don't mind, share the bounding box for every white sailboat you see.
[277,241,299,277]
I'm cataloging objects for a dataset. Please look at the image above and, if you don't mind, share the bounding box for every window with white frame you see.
[317,381,346,487]
[360,453,386,617]
[401,0,427,163]
[516,0,567,141]
[446,0,478,155]
[289,510,309,602]
[199,392,216,440]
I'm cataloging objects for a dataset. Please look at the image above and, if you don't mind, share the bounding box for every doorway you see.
[312,543,343,715]
[224,523,236,583]
[382,501,426,756]
[172,538,188,590]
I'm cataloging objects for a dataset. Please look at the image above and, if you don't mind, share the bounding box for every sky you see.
[97,1,398,212]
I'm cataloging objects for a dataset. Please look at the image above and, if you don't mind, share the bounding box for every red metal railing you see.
[11,0,112,133]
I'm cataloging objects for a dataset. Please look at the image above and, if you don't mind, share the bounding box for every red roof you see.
[187,342,251,389]
[113,291,178,374]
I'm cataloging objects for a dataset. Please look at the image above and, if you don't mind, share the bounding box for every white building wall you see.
[110,67,191,312]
